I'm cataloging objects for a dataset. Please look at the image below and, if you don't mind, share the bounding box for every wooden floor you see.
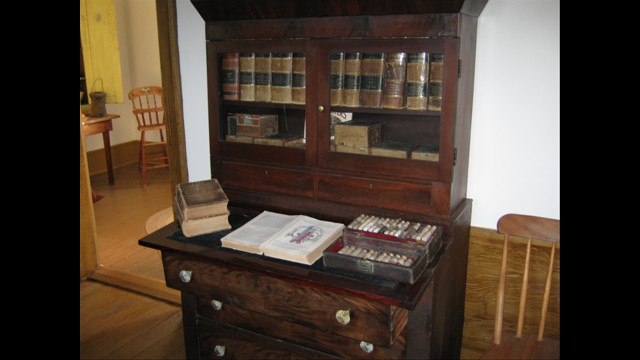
[80,280,185,359]
[90,164,172,280]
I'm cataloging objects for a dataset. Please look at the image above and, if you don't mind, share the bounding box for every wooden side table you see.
[82,114,120,185]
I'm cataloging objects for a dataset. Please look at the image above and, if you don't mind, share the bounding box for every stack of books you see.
[174,179,231,237]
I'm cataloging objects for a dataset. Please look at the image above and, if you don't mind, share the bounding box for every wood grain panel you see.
[197,297,406,359]
[461,227,560,359]
[163,252,404,346]
[221,162,314,198]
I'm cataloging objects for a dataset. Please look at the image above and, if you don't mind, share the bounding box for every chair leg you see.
[140,130,147,186]
[160,129,169,166]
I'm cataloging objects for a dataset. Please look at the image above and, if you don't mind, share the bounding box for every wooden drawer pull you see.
[179,270,192,283]
[360,341,374,353]
[214,345,225,357]
[335,309,351,325]
[211,299,223,310]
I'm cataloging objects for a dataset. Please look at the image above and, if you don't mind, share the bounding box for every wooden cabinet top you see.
[191,0,489,21]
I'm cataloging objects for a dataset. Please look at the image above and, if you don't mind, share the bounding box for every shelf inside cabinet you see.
[331,106,440,117]
[223,100,306,111]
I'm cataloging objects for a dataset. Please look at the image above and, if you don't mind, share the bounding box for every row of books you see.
[221,51,443,111]
[175,179,231,237]
[330,52,443,111]
[222,52,305,104]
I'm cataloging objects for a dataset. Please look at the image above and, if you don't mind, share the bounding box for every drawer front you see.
[221,162,314,198]
[164,252,407,346]
[198,321,333,360]
[197,296,406,359]
[318,174,431,213]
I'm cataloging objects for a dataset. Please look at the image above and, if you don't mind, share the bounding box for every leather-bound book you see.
[271,52,293,103]
[342,52,361,107]
[427,53,444,111]
[291,53,306,104]
[383,53,407,109]
[359,53,385,108]
[254,53,272,102]
[330,52,345,106]
[239,52,255,101]
[221,53,240,100]
[406,52,429,110]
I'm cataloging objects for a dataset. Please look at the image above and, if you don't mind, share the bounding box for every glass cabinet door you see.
[209,40,311,167]
[318,38,459,182]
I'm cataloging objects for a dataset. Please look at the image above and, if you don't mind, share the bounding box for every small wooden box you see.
[228,114,278,138]
[333,120,383,148]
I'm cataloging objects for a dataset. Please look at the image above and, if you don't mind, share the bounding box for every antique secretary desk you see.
[140,0,488,358]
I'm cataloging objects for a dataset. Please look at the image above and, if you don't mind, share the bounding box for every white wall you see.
[467,0,560,228]
[176,0,211,181]
[176,0,561,230]
[85,0,162,151]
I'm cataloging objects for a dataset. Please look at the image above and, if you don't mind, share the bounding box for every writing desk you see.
[82,114,120,185]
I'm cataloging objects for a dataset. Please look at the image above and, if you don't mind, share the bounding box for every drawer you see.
[318,174,431,213]
[198,321,334,359]
[221,162,314,198]
[197,296,405,359]
[164,252,407,347]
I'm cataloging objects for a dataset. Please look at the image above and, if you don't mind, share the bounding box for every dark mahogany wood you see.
[146,1,488,358]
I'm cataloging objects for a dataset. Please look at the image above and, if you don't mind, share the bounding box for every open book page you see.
[260,215,345,264]
[220,211,297,254]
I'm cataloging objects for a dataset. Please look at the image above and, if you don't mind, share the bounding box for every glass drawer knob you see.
[211,299,223,310]
[360,341,374,353]
[178,270,192,283]
[335,309,351,325]
[214,345,225,357]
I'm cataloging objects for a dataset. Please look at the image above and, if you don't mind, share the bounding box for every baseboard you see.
[87,140,139,176]
[89,265,181,306]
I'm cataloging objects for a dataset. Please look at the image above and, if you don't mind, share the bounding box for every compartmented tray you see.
[323,219,443,284]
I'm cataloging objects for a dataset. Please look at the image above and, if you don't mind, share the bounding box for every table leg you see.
[102,131,114,185]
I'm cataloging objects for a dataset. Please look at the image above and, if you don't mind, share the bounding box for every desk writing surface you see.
[139,214,442,309]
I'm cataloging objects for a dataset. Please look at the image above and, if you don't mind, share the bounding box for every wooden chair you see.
[128,86,169,185]
[481,214,560,359]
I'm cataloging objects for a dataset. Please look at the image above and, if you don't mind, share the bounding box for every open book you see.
[220,211,345,265]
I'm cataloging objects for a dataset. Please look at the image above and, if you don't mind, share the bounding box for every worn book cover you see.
[427,53,444,111]
[222,53,240,100]
[176,179,229,220]
[235,114,278,138]
[330,52,345,106]
[383,53,407,109]
[175,197,231,237]
[343,52,361,107]
[239,52,256,101]
[291,53,306,104]
[406,52,429,110]
[359,53,385,108]
[271,52,293,103]
[254,53,272,102]
[371,141,418,159]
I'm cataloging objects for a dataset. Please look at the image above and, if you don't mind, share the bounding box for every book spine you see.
[342,52,361,107]
[359,53,385,108]
[291,53,306,104]
[271,52,293,103]
[383,52,407,109]
[239,52,255,101]
[254,53,272,102]
[227,114,237,136]
[330,52,345,106]
[427,53,444,111]
[406,52,429,110]
[221,53,240,100]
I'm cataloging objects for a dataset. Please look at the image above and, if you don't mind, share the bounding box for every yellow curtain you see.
[80,0,124,104]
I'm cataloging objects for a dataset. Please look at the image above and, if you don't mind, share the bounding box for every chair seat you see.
[481,333,559,359]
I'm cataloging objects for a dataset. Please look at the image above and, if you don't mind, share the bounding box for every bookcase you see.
[140,1,488,359]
